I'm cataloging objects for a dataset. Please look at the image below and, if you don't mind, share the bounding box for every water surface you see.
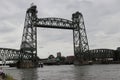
[4,64,120,80]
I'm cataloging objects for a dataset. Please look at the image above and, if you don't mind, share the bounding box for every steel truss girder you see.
[0,48,32,61]
[88,49,115,59]
[35,18,75,29]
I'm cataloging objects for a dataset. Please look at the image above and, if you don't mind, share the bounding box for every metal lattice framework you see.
[88,49,115,59]
[0,5,120,63]
[0,5,89,62]
[20,5,89,62]
[20,5,37,62]
[0,48,20,60]
[0,48,32,61]
[35,18,74,29]
[72,12,89,59]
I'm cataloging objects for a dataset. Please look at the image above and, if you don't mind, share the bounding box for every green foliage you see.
[6,75,15,80]
[56,56,66,62]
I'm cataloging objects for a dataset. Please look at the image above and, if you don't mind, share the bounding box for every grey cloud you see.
[0,0,120,58]
[0,21,15,33]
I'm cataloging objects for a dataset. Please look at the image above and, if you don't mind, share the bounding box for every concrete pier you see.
[16,60,38,68]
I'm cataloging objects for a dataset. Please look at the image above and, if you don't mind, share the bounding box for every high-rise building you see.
[57,52,61,57]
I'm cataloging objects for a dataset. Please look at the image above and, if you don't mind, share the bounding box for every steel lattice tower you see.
[72,12,89,61]
[20,5,38,62]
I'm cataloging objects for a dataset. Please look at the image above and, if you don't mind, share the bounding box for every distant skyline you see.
[0,0,120,58]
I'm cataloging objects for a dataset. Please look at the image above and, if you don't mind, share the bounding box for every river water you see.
[3,64,120,80]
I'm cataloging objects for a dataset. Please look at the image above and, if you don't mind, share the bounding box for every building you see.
[57,52,61,57]
[65,56,75,64]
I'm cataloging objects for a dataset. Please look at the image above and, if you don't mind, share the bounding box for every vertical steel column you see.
[72,12,89,61]
[20,5,38,61]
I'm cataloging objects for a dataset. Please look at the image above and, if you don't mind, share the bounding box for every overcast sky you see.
[0,0,120,58]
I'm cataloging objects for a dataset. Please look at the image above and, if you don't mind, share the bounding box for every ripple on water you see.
[3,64,120,80]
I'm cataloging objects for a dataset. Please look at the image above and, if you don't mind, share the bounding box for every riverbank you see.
[6,75,15,80]
[0,74,15,80]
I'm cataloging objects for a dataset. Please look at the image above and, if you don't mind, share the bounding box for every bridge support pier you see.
[74,57,91,65]
[16,60,39,68]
